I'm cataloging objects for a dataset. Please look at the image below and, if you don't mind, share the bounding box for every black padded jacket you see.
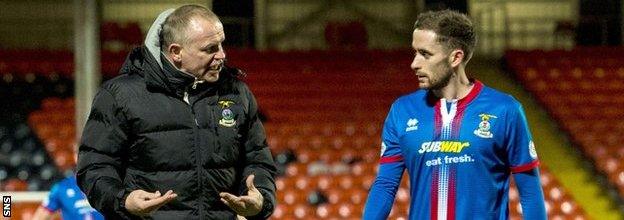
[76,45,277,220]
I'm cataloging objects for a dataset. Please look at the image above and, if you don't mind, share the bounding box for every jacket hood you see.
[118,9,196,97]
[144,8,173,70]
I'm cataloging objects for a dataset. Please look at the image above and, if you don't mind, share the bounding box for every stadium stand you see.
[506,48,624,200]
[0,70,69,219]
[1,49,589,219]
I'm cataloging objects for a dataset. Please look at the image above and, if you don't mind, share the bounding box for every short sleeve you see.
[42,183,61,212]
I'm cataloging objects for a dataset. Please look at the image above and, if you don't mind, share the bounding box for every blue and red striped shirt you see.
[42,176,104,220]
[363,80,545,219]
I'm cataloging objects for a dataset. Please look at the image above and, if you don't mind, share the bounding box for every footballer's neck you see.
[433,68,473,101]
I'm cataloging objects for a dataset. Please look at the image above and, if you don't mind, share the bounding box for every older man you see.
[77,5,276,219]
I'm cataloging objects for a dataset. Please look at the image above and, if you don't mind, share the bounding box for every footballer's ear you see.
[449,49,465,67]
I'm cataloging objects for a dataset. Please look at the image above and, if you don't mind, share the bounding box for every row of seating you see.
[272,153,586,219]
[265,122,381,137]
[0,48,413,78]
[506,47,624,69]
[0,74,68,192]
[506,49,624,199]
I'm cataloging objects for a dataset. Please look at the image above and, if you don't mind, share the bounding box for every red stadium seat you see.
[292,204,313,219]
[279,189,306,205]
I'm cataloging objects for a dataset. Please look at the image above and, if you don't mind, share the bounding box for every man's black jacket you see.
[76,45,277,219]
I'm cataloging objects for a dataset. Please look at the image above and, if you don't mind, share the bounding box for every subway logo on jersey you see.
[418,141,470,154]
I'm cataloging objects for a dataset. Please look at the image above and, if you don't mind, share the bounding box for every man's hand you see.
[220,175,264,217]
[125,189,177,216]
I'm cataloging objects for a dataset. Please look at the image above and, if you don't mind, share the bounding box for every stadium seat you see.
[280,189,306,206]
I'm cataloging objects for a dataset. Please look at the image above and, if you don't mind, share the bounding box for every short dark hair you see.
[414,10,477,62]
[161,4,219,51]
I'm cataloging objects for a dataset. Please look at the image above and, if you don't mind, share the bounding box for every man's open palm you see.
[125,189,177,216]
[220,175,263,217]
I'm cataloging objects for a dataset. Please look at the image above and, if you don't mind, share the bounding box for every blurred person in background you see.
[362,10,546,219]
[33,153,104,220]
[76,4,276,219]
[32,175,104,220]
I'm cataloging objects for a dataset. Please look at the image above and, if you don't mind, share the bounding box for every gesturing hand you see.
[220,175,264,217]
[124,189,177,216]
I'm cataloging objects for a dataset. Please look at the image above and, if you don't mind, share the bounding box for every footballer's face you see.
[410,29,454,90]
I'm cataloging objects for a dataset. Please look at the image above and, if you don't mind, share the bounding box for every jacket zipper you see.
[185,87,204,220]
[211,106,219,152]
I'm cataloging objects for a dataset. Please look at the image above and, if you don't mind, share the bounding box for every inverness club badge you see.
[218,100,236,127]
[474,113,497,138]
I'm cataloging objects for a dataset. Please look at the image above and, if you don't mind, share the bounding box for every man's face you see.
[178,17,226,82]
[410,29,453,90]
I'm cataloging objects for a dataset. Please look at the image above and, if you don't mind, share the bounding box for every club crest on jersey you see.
[219,108,236,127]
[474,113,497,138]
[405,118,418,132]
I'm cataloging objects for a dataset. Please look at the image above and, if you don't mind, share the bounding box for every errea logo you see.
[406,118,418,132]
